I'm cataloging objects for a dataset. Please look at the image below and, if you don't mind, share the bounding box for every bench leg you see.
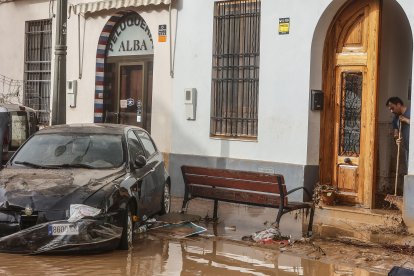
[275,208,283,229]
[307,205,315,237]
[213,200,218,220]
[181,199,189,214]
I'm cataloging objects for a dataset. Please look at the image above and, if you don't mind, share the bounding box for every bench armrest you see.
[286,186,312,200]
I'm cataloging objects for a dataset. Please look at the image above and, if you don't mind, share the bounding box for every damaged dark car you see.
[0,124,171,254]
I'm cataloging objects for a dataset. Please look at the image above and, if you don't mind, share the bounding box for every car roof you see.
[36,123,143,135]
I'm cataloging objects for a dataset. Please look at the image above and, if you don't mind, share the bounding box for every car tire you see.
[119,204,134,250]
[159,182,171,215]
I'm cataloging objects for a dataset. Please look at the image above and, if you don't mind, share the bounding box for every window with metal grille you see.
[24,19,52,125]
[210,0,260,139]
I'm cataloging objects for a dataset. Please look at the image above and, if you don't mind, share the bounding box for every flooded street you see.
[0,198,410,275]
[0,235,384,276]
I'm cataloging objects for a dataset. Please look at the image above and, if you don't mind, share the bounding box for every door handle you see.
[150,168,156,173]
[344,157,352,164]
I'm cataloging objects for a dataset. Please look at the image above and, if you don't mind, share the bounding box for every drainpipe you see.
[52,0,67,125]
[169,1,174,78]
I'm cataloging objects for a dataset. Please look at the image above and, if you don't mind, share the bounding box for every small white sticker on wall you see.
[137,115,142,122]
[120,100,127,109]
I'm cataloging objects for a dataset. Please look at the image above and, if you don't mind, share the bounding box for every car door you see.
[126,130,154,219]
[134,129,164,214]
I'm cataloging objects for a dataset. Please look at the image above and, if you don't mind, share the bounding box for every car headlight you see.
[67,204,101,223]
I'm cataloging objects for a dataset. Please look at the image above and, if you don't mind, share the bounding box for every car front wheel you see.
[119,204,134,250]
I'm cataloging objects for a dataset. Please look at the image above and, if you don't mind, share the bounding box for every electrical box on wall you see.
[311,90,323,111]
[184,88,197,120]
[67,80,78,108]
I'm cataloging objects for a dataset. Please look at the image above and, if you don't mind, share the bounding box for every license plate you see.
[48,223,79,236]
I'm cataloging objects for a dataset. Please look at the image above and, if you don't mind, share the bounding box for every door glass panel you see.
[339,72,362,157]
[120,65,144,127]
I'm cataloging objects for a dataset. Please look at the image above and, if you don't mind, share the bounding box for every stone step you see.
[313,205,409,245]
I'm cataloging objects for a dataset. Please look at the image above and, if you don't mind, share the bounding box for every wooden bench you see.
[181,165,315,235]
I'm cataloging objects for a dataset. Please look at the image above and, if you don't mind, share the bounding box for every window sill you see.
[209,135,258,142]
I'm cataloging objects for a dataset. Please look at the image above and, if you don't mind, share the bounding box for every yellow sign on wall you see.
[158,24,167,43]
[279,18,290,35]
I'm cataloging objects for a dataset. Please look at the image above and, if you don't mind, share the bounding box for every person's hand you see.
[399,115,410,124]
[396,137,402,146]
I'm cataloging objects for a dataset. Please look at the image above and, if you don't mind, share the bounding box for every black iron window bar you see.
[24,19,52,125]
[211,0,261,139]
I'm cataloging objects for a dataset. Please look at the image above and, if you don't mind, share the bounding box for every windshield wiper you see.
[48,163,97,169]
[14,161,51,169]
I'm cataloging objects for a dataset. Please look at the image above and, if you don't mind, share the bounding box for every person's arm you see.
[399,115,410,124]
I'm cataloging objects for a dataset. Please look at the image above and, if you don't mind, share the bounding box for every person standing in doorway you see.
[386,97,411,169]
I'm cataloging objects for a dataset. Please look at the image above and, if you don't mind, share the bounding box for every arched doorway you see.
[319,0,413,208]
[320,0,381,208]
[94,11,154,132]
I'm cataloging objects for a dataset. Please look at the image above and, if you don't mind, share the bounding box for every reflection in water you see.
[0,234,383,276]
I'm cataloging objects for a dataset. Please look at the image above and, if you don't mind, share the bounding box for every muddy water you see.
[0,198,393,275]
[0,235,384,276]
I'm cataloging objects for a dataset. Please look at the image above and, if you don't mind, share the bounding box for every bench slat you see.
[189,185,288,206]
[182,166,285,184]
[185,174,285,194]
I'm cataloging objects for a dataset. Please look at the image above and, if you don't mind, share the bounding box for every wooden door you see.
[119,64,145,128]
[320,0,380,207]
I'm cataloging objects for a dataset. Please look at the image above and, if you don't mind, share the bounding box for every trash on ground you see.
[224,226,236,231]
[242,227,291,244]
[150,221,207,239]
[135,224,148,234]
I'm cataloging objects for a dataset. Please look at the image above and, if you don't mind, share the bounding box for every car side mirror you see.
[134,155,147,169]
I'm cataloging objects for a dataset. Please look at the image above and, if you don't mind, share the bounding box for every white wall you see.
[0,0,54,102]
[171,0,338,165]
[396,0,414,174]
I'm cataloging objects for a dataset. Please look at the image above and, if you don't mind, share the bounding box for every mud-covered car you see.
[0,124,171,253]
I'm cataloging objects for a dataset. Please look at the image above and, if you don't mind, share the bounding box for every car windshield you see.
[12,133,124,169]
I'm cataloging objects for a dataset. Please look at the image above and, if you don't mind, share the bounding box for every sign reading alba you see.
[108,14,154,57]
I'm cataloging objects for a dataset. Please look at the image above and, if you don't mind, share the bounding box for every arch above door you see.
[94,11,154,132]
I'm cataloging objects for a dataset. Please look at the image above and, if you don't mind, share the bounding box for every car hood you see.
[0,167,125,212]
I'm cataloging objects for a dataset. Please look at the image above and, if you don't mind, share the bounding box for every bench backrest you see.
[181,165,288,207]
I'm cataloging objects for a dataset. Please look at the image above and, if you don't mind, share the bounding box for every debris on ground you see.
[384,194,403,211]
[383,244,414,255]
[224,226,236,231]
[146,213,207,239]
[150,222,207,238]
[241,227,290,245]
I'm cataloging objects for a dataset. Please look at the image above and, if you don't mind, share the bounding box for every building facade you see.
[1,0,414,231]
